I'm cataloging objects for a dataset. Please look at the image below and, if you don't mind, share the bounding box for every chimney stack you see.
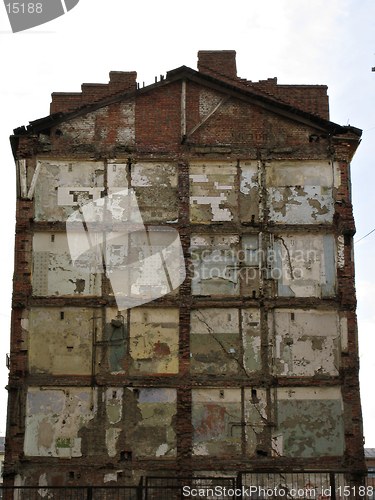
[198,50,237,81]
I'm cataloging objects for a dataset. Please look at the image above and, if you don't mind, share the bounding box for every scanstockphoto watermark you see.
[3,0,79,33]
[66,189,186,311]
[189,246,319,282]
[182,485,374,498]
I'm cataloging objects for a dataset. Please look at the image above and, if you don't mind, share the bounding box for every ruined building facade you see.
[5,51,365,487]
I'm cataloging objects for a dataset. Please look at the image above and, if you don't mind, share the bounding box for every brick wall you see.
[4,51,365,487]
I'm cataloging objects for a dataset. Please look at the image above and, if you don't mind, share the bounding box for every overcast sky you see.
[0,0,374,447]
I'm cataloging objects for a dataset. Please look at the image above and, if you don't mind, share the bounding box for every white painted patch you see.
[337,235,345,268]
[104,473,118,483]
[193,443,210,456]
[155,443,169,457]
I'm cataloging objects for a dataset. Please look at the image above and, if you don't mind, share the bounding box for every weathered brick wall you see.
[4,51,365,487]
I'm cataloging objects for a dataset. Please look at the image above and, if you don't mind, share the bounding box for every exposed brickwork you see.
[50,71,137,114]
[197,50,329,120]
[4,51,365,489]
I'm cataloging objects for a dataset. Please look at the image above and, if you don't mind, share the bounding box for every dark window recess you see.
[120,451,132,461]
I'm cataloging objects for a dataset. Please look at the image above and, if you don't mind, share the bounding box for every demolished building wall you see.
[4,50,365,488]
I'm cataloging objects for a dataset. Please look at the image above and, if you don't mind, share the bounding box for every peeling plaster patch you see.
[116,229,182,301]
[104,473,118,483]
[155,443,169,457]
[107,162,128,190]
[38,473,51,498]
[59,110,100,143]
[131,162,178,222]
[129,308,179,374]
[266,161,334,223]
[337,235,345,268]
[57,187,103,207]
[193,444,209,456]
[115,102,135,144]
[333,162,341,188]
[240,165,257,194]
[106,428,121,457]
[242,309,261,372]
[190,309,241,376]
[191,234,239,296]
[126,387,177,458]
[192,388,242,456]
[275,386,344,457]
[105,388,123,423]
[272,234,335,298]
[269,186,333,223]
[24,387,97,458]
[34,160,105,222]
[190,162,237,222]
[32,233,101,297]
[37,419,55,449]
[239,161,259,221]
[274,310,339,377]
[340,316,348,352]
[29,307,96,375]
[103,309,127,374]
[244,388,268,456]
[190,174,209,183]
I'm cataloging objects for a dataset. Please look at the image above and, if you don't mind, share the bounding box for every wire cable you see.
[355,228,375,244]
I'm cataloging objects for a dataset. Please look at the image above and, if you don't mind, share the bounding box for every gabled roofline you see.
[12,65,362,139]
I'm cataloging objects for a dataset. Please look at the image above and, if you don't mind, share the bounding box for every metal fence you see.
[0,477,236,500]
[238,471,369,500]
[0,473,372,500]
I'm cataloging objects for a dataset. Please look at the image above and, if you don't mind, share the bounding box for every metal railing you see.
[238,471,369,500]
[0,477,235,500]
[0,473,372,500]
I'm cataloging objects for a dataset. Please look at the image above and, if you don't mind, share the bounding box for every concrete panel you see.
[34,160,105,221]
[192,388,242,456]
[240,161,259,222]
[131,162,178,222]
[266,161,335,224]
[24,387,97,458]
[125,388,177,458]
[242,309,261,372]
[191,234,239,296]
[190,161,238,222]
[275,387,344,457]
[244,388,267,456]
[102,308,127,374]
[32,233,101,296]
[129,308,179,375]
[272,234,335,298]
[240,235,260,297]
[190,309,241,376]
[274,310,339,377]
[29,307,96,375]
[107,162,129,191]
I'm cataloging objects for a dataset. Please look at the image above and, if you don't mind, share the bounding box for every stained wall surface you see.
[6,52,364,487]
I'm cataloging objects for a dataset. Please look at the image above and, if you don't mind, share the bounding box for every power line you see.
[355,228,375,244]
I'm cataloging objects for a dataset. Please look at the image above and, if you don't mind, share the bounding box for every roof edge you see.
[11,65,361,140]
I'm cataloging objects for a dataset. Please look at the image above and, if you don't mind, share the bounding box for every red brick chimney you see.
[198,50,237,81]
